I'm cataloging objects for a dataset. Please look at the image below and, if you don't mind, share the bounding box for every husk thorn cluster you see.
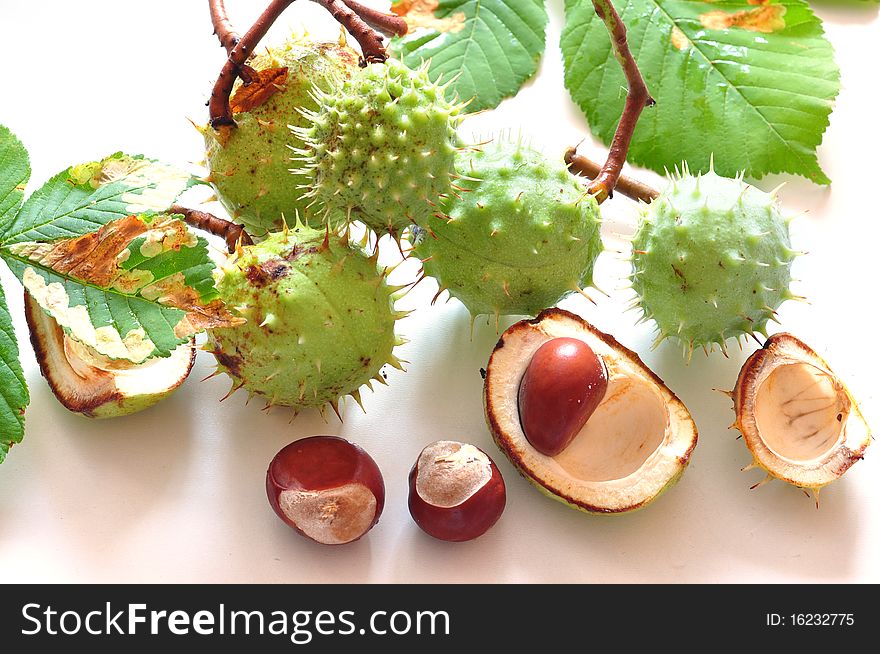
[293,60,465,238]
[207,221,406,417]
[630,166,798,359]
[415,139,603,320]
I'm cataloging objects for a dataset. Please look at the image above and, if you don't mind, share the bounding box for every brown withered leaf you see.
[138,271,244,337]
[20,214,149,286]
[11,215,199,292]
[670,26,689,50]
[10,214,244,342]
[173,301,244,339]
[700,5,786,33]
[392,0,466,33]
[230,66,289,114]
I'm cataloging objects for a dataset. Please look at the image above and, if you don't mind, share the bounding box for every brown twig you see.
[585,0,654,204]
[209,0,299,128]
[209,0,239,52]
[313,0,390,63]
[207,0,393,127]
[171,205,254,253]
[208,0,257,84]
[339,0,408,36]
[565,148,659,204]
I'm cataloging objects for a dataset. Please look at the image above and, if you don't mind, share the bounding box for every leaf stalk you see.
[564,148,658,204]
[585,0,655,204]
[171,205,254,253]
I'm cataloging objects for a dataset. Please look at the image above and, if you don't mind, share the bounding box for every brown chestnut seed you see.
[518,337,608,456]
[408,441,506,542]
[266,436,385,545]
[486,309,698,514]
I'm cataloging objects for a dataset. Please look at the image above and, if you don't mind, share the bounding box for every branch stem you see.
[312,0,390,63]
[565,148,659,204]
[586,0,654,204]
[207,0,394,128]
[209,0,239,53]
[338,0,408,36]
[208,0,298,128]
[172,205,254,253]
[208,0,257,84]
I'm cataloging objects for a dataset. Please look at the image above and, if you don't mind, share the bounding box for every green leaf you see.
[0,153,197,245]
[391,0,548,112]
[0,125,30,227]
[561,0,839,184]
[0,282,28,464]
[3,214,243,364]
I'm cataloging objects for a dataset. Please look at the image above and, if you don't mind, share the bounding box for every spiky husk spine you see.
[414,139,603,320]
[732,402,824,506]
[630,168,798,358]
[293,60,465,238]
[207,222,406,416]
[203,38,359,235]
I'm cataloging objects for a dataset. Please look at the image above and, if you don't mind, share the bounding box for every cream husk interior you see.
[64,335,193,397]
[554,376,666,482]
[736,334,871,488]
[754,362,848,463]
[487,311,696,512]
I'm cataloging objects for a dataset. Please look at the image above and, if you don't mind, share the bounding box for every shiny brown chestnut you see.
[408,440,506,542]
[266,436,385,545]
[518,337,608,456]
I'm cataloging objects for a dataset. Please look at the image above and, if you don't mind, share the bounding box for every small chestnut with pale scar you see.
[518,337,608,456]
[266,436,385,545]
[408,440,506,542]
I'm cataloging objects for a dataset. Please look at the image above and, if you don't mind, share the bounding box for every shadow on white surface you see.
[0,375,197,580]
[380,292,864,583]
[386,457,860,583]
[0,296,865,583]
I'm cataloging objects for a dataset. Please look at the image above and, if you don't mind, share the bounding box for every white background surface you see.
[0,0,877,583]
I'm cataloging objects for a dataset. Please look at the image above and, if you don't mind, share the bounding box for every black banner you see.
[0,584,870,650]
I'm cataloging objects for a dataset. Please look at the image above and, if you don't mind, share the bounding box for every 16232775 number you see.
[766,613,854,627]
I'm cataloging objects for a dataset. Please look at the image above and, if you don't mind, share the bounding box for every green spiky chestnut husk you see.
[204,39,359,235]
[294,60,464,237]
[414,140,603,319]
[631,169,797,356]
[207,223,404,414]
